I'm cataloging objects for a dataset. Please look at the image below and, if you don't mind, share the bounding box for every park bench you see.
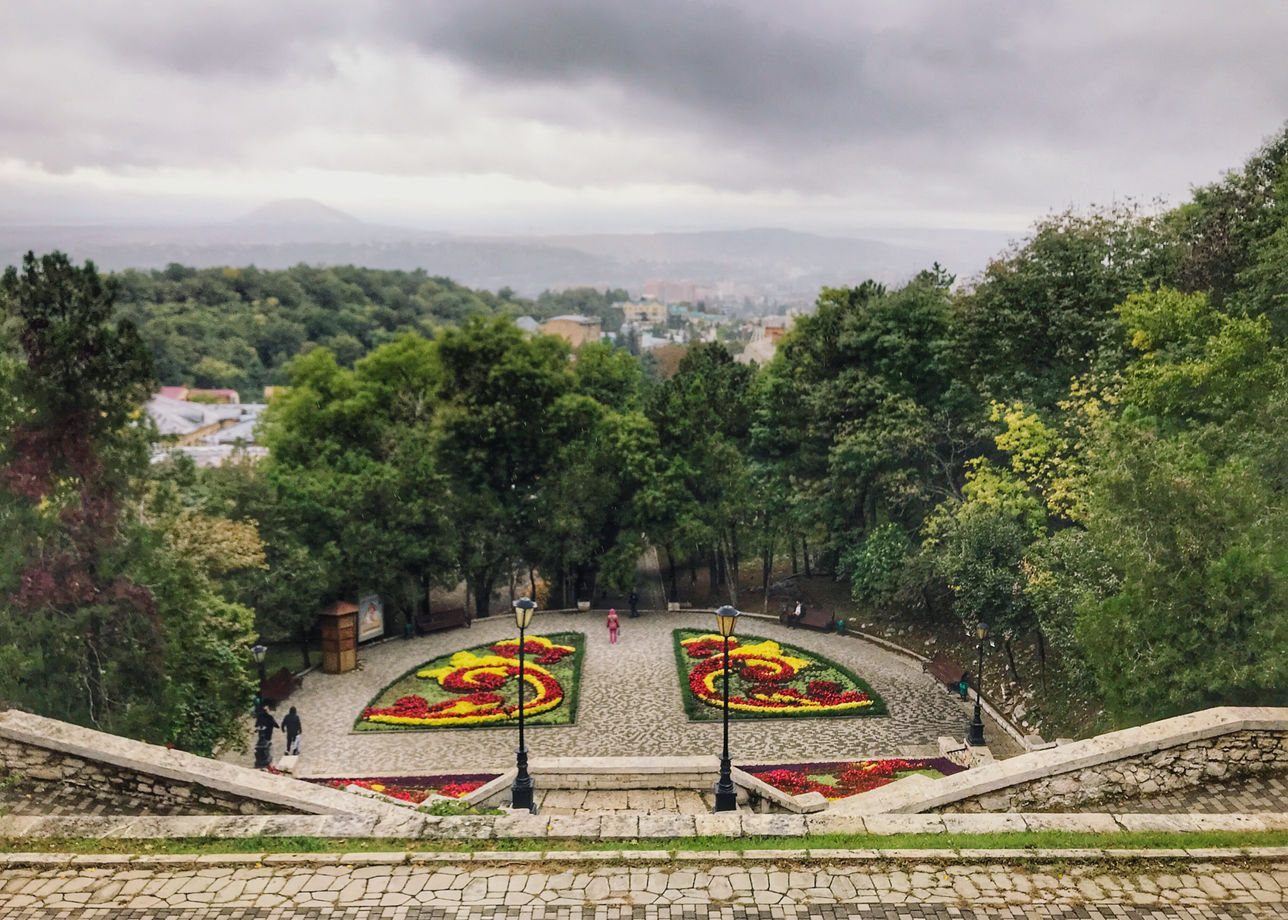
[924,652,970,698]
[260,667,302,706]
[778,605,837,632]
[415,606,472,635]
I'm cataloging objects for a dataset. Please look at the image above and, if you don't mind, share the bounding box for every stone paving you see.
[225,611,986,777]
[2,852,1288,917]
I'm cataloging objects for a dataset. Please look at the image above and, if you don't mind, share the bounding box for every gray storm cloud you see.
[0,0,1284,226]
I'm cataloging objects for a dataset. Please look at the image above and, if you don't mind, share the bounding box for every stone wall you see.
[0,708,414,822]
[0,736,285,815]
[937,729,1288,814]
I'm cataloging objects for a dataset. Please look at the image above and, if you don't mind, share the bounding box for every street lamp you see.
[966,623,988,747]
[251,643,268,705]
[712,604,740,812]
[511,597,538,811]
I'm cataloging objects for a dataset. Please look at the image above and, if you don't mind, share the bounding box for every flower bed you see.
[305,774,498,803]
[743,758,962,799]
[356,632,584,730]
[672,629,887,721]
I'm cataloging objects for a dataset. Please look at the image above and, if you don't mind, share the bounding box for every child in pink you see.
[606,608,619,644]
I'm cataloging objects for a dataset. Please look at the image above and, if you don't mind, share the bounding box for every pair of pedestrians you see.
[253,704,302,768]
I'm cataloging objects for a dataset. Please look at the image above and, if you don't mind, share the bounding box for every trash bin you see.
[403,621,414,640]
[835,619,846,634]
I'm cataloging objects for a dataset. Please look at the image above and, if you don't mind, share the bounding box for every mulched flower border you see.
[304,773,499,803]
[353,631,585,732]
[742,757,964,800]
[671,628,888,722]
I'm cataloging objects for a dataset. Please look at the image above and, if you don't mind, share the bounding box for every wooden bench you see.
[260,667,302,706]
[778,606,837,632]
[924,652,970,697]
[415,607,472,635]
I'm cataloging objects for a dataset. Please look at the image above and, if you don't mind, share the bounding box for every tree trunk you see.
[791,537,798,575]
[760,532,775,614]
[1003,637,1021,682]
[298,627,311,671]
[1036,629,1047,692]
[719,539,739,606]
[666,545,679,602]
[802,535,812,577]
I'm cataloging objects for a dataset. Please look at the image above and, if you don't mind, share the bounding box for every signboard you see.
[357,594,384,642]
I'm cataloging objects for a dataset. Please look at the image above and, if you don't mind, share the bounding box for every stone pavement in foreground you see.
[2,853,1288,918]
[226,610,993,777]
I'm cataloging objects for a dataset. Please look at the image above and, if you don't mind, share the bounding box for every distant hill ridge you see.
[239,198,361,226]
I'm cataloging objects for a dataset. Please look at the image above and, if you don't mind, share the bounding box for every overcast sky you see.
[1,0,1285,234]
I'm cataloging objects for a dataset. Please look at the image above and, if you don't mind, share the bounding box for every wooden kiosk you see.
[320,600,359,674]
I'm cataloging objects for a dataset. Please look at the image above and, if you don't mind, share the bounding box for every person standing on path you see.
[629,589,640,618]
[606,607,619,643]
[282,706,302,755]
[254,704,278,768]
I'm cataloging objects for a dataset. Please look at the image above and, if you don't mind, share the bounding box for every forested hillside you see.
[3,127,1288,751]
[112,263,627,398]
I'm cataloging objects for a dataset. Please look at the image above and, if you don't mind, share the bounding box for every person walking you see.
[282,706,302,756]
[606,607,620,644]
[254,704,278,768]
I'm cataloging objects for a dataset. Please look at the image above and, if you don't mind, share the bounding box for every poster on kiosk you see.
[357,594,384,642]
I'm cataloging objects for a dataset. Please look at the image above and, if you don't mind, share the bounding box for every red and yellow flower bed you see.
[306,774,497,803]
[744,758,962,800]
[356,633,584,730]
[673,629,886,720]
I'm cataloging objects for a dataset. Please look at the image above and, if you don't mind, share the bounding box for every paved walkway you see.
[226,611,986,776]
[2,852,1287,917]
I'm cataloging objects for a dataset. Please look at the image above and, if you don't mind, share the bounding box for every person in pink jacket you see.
[606,607,620,644]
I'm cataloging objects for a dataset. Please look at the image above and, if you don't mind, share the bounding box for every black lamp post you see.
[511,597,538,811]
[712,604,740,812]
[251,643,268,705]
[966,622,988,747]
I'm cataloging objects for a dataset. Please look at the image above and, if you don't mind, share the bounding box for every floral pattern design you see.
[676,631,884,717]
[744,758,962,799]
[359,635,581,729]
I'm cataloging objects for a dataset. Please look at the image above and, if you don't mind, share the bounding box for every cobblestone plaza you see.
[232,610,990,777]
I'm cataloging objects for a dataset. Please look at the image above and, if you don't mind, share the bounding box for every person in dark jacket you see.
[254,704,278,768]
[282,706,302,755]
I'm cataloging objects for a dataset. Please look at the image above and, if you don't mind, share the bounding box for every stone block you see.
[639,814,696,838]
[741,814,807,836]
[544,814,604,838]
[599,814,640,839]
[940,813,1028,834]
[693,812,743,837]
[804,813,867,835]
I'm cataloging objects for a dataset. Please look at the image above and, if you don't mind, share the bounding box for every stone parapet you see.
[0,709,408,820]
[830,706,1288,815]
[3,809,1288,840]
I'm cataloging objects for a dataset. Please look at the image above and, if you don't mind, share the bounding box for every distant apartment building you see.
[619,299,669,326]
[541,314,603,349]
[644,280,710,304]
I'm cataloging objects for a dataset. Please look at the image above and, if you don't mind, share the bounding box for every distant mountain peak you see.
[239,199,360,225]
